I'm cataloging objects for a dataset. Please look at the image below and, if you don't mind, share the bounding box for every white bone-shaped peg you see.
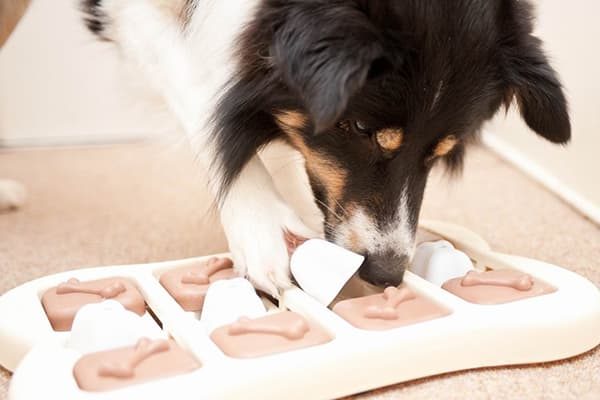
[67,300,166,354]
[291,239,364,306]
[200,278,267,334]
[411,240,473,286]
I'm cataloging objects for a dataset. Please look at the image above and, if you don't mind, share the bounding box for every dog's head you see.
[222,0,570,286]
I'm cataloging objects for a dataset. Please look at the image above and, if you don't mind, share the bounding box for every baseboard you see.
[482,132,600,225]
[0,132,160,149]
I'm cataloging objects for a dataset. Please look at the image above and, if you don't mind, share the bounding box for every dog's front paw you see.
[220,195,317,298]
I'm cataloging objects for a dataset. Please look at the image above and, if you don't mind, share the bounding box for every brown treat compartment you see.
[73,338,202,392]
[210,309,333,359]
[157,256,238,315]
[156,259,335,360]
[40,276,147,331]
[209,292,334,359]
[329,277,451,331]
[441,268,557,305]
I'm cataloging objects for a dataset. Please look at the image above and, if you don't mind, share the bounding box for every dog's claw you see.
[240,236,295,299]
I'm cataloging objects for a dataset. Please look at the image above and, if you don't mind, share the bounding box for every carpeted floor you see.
[0,142,599,399]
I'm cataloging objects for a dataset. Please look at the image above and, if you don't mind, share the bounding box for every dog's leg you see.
[85,0,202,133]
[84,0,316,296]
[0,179,26,211]
[219,156,317,295]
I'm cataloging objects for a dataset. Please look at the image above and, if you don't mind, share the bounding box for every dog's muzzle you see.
[358,250,409,287]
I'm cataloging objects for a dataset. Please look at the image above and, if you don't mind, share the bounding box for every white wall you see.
[0,0,168,146]
[485,0,600,222]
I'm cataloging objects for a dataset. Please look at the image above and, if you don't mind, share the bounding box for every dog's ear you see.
[271,3,388,134]
[503,35,571,144]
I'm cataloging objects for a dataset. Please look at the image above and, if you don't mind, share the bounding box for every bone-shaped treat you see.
[180,257,233,285]
[56,278,126,298]
[228,315,310,340]
[461,270,534,291]
[364,286,417,320]
[97,338,170,379]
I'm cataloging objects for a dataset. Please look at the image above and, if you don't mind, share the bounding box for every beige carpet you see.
[0,142,599,399]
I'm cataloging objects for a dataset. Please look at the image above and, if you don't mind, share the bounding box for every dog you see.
[80,0,570,297]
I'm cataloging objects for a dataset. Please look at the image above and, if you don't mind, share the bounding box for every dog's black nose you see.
[358,251,409,287]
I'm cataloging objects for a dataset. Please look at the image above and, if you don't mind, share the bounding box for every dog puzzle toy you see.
[0,220,599,399]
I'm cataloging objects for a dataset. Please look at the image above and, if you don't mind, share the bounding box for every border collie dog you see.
[81,0,570,296]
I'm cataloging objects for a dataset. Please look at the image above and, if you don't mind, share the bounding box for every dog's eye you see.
[352,120,371,135]
[337,120,372,136]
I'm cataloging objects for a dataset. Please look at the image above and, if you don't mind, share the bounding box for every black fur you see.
[214,0,570,285]
[80,0,109,40]
[269,2,389,134]
[498,0,570,144]
[80,0,198,41]
[80,0,570,286]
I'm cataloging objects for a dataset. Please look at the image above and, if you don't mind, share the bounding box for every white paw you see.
[0,179,26,211]
[220,192,318,298]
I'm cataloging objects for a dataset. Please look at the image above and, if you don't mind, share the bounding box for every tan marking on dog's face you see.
[274,111,308,136]
[432,135,458,157]
[376,128,404,152]
[275,110,348,216]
